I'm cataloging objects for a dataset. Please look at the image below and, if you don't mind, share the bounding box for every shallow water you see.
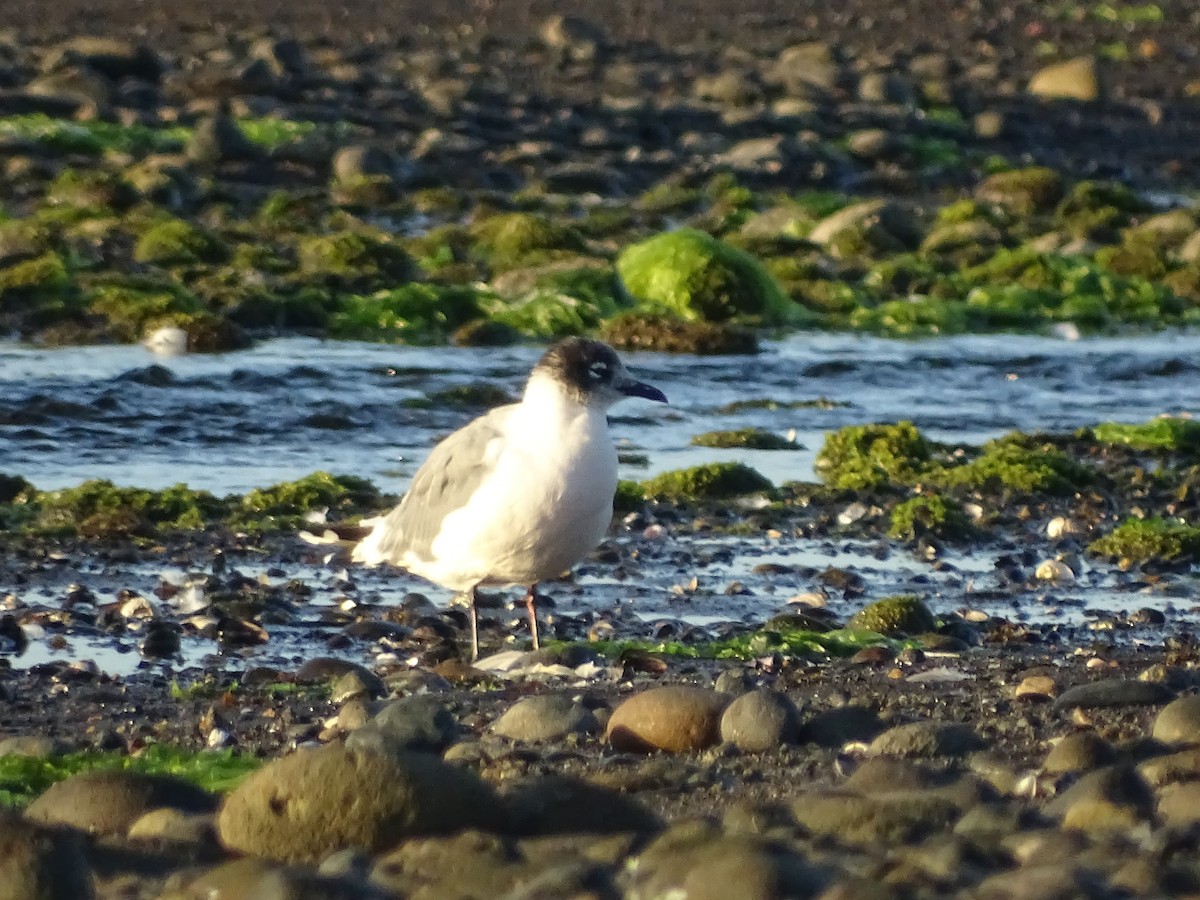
[2,331,1198,493]
[2,332,1199,676]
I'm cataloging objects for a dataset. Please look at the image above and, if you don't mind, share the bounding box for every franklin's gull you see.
[353,338,667,659]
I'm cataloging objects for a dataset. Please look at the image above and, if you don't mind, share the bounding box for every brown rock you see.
[606,686,730,753]
[1028,57,1102,102]
[25,771,215,837]
[217,744,504,863]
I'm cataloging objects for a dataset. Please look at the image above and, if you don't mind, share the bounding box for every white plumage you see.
[353,338,666,658]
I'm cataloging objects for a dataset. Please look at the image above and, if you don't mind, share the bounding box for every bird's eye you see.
[589,361,610,382]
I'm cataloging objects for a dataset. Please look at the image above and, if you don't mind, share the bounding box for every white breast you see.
[414,378,618,590]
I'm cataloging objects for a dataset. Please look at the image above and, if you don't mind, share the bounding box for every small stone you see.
[490,694,597,743]
[1151,694,1200,745]
[1052,678,1173,711]
[1156,780,1200,827]
[1043,732,1117,775]
[345,695,458,755]
[127,808,218,847]
[1045,765,1155,830]
[718,689,800,752]
[25,771,215,836]
[1028,56,1102,102]
[1015,675,1057,702]
[1138,747,1200,787]
[606,686,729,754]
[866,721,984,759]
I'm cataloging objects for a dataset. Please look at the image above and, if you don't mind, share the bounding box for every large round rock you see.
[606,686,729,754]
[490,694,597,743]
[719,689,800,752]
[1152,695,1200,746]
[0,811,94,900]
[217,745,505,863]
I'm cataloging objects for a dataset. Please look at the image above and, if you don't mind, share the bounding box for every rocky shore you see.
[3,0,1200,897]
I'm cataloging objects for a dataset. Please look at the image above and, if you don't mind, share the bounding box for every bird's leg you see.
[524,584,540,651]
[468,584,480,662]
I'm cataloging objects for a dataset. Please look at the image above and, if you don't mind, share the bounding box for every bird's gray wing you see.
[354,405,513,566]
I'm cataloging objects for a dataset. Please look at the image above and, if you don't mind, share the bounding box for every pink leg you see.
[524,584,540,650]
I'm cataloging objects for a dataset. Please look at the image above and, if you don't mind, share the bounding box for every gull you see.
[352,338,667,659]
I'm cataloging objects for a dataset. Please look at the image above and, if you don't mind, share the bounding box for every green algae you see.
[0,252,71,299]
[0,746,260,807]
[691,428,799,450]
[298,231,418,292]
[86,283,198,341]
[229,472,381,533]
[487,267,625,338]
[933,434,1092,495]
[34,480,223,539]
[616,228,803,325]
[0,472,383,539]
[640,463,774,502]
[133,218,228,266]
[575,626,910,662]
[815,421,932,491]
[888,494,973,541]
[847,595,937,636]
[1092,418,1200,455]
[1088,517,1200,565]
[468,212,587,274]
[329,284,483,344]
[718,397,849,413]
[0,114,188,156]
[975,166,1065,216]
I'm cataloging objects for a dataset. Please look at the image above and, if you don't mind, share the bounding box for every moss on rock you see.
[298,231,419,292]
[133,218,227,266]
[34,480,222,539]
[640,463,774,502]
[1088,517,1200,565]
[616,228,802,325]
[975,166,1064,217]
[329,284,483,344]
[0,252,70,299]
[934,434,1091,495]
[847,595,937,636]
[1092,418,1200,455]
[888,494,972,541]
[229,472,381,533]
[691,428,798,450]
[468,212,587,275]
[815,422,932,491]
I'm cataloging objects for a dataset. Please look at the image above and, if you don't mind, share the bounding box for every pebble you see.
[1015,675,1057,702]
[344,694,458,755]
[606,685,730,753]
[718,689,800,752]
[1042,731,1117,775]
[866,721,984,759]
[1150,694,1200,745]
[489,693,597,743]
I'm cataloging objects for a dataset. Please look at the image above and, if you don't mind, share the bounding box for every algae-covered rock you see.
[33,480,223,539]
[1091,418,1200,455]
[329,284,484,344]
[0,251,71,299]
[86,283,198,342]
[975,166,1064,216]
[133,218,228,266]
[847,595,936,636]
[888,493,972,541]
[640,463,774,502]
[468,212,587,274]
[298,231,419,291]
[601,312,759,355]
[230,472,381,533]
[691,428,798,450]
[217,744,505,863]
[807,200,921,258]
[486,266,623,338]
[1088,517,1200,565]
[934,434,1091,495]
[815,421,931,491]
[616,228,799,324]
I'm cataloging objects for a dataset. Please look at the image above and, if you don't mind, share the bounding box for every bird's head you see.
[531,338,667,409]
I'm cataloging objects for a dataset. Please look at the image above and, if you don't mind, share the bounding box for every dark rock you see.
[1052,678,1173,711]
[0,811,94,900]
[866,721,984,758]
[1151,694,1200,745]
[345,694,458,754]
[490,694,598,743]
[719,689,800,752]
[504,775,662,835]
